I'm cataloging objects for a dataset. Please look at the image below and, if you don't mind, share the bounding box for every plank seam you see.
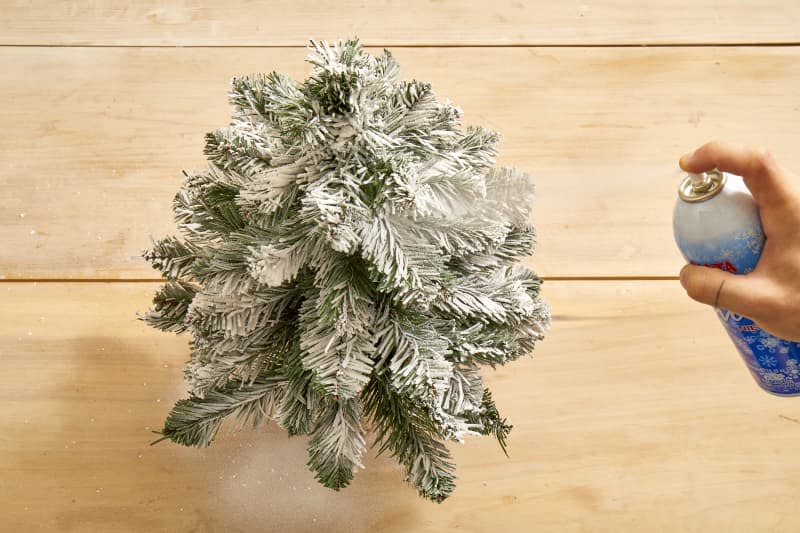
[1,43,800,49]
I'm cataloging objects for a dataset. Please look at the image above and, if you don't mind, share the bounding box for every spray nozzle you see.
[678,169,727,203]
[688,172,713,193]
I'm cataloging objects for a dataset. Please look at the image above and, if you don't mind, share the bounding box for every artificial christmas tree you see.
[144,38,550,502]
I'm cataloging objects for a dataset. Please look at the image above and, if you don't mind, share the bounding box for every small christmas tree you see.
[144,39,550,502]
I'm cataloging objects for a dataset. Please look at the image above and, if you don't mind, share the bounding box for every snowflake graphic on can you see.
[719,248,734,261]
[783,359,800,379]
[757,354,779,368]
[757,334,782,353]
[737,228,763,254]
[761,372,786,387]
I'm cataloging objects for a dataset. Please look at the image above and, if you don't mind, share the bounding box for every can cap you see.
[678,169,727,202]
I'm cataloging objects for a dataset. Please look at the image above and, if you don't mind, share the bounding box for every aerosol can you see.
[673,169,800,395]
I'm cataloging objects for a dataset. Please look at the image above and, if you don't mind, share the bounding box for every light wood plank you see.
[3,46,800,279]
[2,1,800,46]
[1,281,799,531]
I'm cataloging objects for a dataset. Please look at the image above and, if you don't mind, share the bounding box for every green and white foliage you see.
[143,38,550,502]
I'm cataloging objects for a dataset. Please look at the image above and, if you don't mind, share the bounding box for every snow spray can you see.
[673,169,800,395]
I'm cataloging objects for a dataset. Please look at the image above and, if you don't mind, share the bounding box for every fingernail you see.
[679,152,693,170]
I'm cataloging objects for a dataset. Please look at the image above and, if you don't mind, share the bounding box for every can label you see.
[716,308,800,395]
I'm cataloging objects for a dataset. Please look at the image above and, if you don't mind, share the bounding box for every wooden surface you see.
[3,1,800,531]
[2,1,800,46]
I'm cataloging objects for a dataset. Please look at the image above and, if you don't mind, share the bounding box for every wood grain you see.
[2,281,799,532]
[2,1,800,46]
[4,1,800,531]
[3,46,800,279]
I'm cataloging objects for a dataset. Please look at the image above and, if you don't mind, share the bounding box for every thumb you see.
[679,264,757,315]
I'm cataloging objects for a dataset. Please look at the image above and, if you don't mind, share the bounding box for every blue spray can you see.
[673,169,800,395]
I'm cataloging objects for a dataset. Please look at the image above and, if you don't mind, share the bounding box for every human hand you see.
[678,141,800,342]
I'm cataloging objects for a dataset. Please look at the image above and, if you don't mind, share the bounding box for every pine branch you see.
[142,280,197,333]
[433,284,508,323]
[143,236,198,281]
[230,72,310,137]
[298,172,370,254]
[464,388,513,457]
[382,80,435,135]
[363,375,456,502]
[392,213,509,258]
[484,166,537,226]
[448,322,519,367]
[244,218,330,289]
[476,266,543,325]
[277,338,323,436]
[389,83,462,158]
[237,174,301,228]
[358,214,445,298]
[191,234,256,294]
[448,224,537,275]
[307,397,366,490]
[447,126,500,171]
[204,120,279,174]
[173,168,247,240]
[185,280,304,338]
[434,266,546,327]
[409,166,486,219]
[298,258,378,399]
[185,323,294,396]
[494,224,537,260]
[442,364,486,417]
[374,311,453,401]
[513,308,552,355]
[358,214,412,290]
[374,311,482,443]
[156,375,288,447]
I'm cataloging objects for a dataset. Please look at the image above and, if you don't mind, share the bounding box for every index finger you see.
[679,140,792,206]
